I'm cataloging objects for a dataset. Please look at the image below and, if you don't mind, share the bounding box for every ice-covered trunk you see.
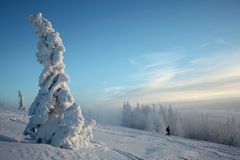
[23,13,94,150]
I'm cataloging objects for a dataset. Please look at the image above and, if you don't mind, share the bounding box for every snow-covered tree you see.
[167,105,178,135]
[156,108,166,133]
[23,13,94,150]
[132,104,145,129]
[142,105,154,131]
[122,102,133,127]
[18,90,27,110]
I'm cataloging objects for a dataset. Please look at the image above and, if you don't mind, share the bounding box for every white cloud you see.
[129,59,141,67]
[104,50,240,105]
[104,86,124,95]
[196,36,237,49]
[90,39,240,110]
[129,47,186,70]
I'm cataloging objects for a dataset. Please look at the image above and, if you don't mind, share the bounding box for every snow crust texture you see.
[23,13,94,150]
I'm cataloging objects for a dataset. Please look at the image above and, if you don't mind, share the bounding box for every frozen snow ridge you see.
[23,13,95,150]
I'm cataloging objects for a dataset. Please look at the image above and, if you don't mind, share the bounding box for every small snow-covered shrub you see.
[18,91,27,111]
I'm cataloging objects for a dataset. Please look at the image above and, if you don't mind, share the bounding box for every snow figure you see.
[18,90,27,111]
[23,13,94,150]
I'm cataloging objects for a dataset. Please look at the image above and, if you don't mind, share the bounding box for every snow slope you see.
[0,107,239,160]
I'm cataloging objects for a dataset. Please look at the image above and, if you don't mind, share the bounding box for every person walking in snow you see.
[166,126,170,136]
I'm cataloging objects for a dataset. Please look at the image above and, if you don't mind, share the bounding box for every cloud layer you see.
[101,47,240,106]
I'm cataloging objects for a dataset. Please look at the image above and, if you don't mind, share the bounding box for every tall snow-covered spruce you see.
[23,13,95,150]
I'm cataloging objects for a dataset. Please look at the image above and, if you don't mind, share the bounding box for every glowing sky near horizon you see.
[0,0,240,108]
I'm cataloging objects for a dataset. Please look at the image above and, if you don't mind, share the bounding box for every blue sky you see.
[0,0,240,108]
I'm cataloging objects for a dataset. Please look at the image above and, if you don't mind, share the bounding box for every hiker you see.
[166,125,170,136]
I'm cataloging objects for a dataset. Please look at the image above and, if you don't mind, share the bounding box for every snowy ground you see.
[0,107,239,160]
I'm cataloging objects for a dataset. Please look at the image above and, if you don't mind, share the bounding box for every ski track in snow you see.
[111,148,144,160]
[0,107,240,160]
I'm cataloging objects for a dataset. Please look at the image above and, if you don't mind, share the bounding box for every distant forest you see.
[121,102,240,147]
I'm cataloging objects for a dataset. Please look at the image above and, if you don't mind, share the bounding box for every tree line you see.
[121,102,240,146]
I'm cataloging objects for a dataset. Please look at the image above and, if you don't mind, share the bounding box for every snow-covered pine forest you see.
[121,102,240,146]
